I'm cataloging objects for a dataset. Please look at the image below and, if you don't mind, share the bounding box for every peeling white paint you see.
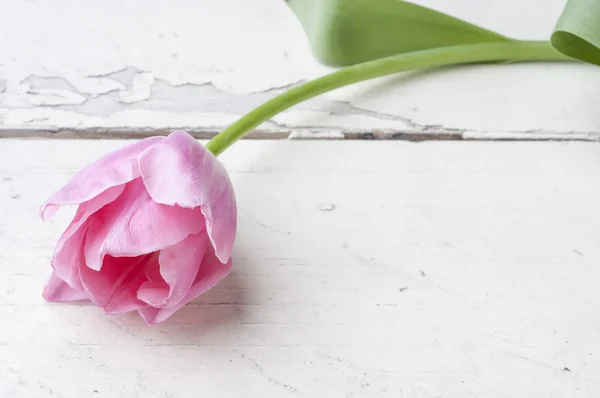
[1,0,599,137]
[288,130,345,139]
[64,73,125,97]
[117,73,155,104]
[272,111,414,130]
[2,108,83,128]
[25,88,87,106]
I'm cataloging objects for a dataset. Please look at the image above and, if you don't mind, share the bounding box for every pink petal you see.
[51,227,87,290]
[83,179,205,271]
[134,259,168,305]
[137,230,210,308]
[43,272,89,302]
[138,130,237,263]
[40,136,163,221]
[137,245,233,324]
[79,253,156,314]
[51,185,125,290]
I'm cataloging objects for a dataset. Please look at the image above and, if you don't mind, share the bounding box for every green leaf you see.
[552,0,600,66]
[286,0,512,67]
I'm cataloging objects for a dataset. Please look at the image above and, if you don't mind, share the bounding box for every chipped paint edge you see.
[1,126,599,141]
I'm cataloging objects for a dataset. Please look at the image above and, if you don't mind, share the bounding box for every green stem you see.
[206,40,571,156]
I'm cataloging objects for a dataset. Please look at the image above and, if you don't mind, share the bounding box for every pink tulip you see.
[40,131,237,324]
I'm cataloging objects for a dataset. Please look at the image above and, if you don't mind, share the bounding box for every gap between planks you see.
[1,127,600,141]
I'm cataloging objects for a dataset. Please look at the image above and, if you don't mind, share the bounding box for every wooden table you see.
[1,1,599,397]
[0,0,599,140]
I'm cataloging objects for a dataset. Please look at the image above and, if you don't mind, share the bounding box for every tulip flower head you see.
[41,131,236,324]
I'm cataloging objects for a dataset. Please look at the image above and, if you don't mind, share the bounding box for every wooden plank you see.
[2,0,600,138]
[1,139,599,397]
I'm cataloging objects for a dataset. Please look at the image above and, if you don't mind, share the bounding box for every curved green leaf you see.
[552,0,600,66]
[286,0,512,67]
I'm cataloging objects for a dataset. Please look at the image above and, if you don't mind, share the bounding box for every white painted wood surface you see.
[1,139,599,397]
[1,0,600,138]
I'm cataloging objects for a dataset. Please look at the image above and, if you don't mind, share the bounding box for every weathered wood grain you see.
[0,139,598,397]
[2,0,600,138]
